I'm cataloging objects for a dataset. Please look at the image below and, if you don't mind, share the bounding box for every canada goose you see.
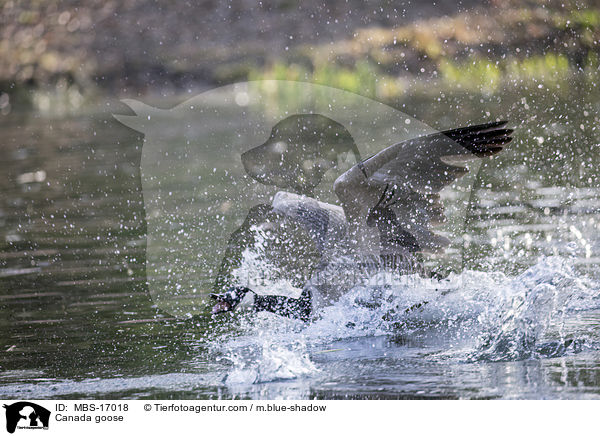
[211,119,513,321]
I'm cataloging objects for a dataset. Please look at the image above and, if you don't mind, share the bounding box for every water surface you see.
[1,82,600,399]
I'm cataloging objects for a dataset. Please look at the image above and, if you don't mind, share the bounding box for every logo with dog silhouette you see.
[3,402,50,433]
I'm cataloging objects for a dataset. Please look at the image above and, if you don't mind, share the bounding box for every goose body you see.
[211,120,513,320]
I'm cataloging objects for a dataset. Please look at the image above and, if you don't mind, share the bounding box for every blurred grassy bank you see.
[1,0,600,113]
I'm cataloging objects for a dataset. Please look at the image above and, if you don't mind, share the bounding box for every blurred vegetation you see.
[2,0,600,112]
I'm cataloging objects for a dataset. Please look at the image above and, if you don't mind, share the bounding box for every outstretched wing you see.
[333,121,513,254]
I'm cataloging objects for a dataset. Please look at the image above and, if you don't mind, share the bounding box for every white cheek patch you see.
[238,291,256,310]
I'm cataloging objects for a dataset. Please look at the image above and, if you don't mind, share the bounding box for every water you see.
[1,81,600,399]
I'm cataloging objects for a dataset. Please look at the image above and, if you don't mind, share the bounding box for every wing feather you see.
[271,191,348,253]
[334,121,512,254]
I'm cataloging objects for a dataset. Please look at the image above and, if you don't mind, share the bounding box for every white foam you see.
[216,254,600,386]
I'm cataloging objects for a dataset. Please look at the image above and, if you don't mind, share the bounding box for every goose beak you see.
[210,292,233,314]
[211,300,232,314]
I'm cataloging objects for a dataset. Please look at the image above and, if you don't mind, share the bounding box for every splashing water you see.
[210,254,600,389]
[224,343,318,385]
